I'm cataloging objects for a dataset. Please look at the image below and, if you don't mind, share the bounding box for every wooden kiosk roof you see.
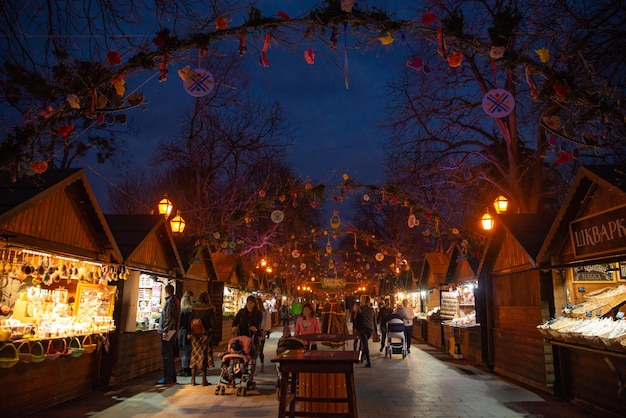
[0,168,122,262]
[105,214,184,277]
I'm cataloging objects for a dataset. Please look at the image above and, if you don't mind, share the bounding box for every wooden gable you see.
[420,252,451,289]
[538,165,626,266]
[0,169,121,262]
[105,214,183,276]
[492,232,535,273]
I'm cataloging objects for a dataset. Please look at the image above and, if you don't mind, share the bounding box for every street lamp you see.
[158,195,173,217]
[169,210,186,234]
[493,195,509,214]
[481,212,495,231]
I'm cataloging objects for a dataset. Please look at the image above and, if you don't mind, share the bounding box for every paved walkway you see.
[39,326,611,418]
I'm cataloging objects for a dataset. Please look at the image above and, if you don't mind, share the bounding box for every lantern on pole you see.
[170,210,186,234]
[158,195,173,217]
[493,195,509,214]
[481,212,495,231]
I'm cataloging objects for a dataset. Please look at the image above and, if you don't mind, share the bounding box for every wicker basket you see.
[81,334,97,354]
[18,340,33,363]
[0,343,19,368]
[68,337,84,358]
[29,340,46,363]
[46,338,65,360]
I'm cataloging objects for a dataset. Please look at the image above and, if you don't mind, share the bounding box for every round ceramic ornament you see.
[300,263,306,270]
[375,252,384,262]
[291,249,301,258]
[330,214,341,229]
[408,214,419,228]
[482,88,515,118]
[271,210,285,223]
[183,68,215,97]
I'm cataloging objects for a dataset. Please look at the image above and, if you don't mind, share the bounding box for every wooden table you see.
[272,350,360,418]
[294,333,356,350]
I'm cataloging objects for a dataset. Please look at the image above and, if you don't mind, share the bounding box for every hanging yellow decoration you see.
[535,48,550,63]
[379,32,394,45]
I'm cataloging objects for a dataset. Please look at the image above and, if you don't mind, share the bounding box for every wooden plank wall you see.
[427,319,443,350]
[557,346,626,417]
[492,271,551,392]
[0,344,98,415]
[109,331,161,384]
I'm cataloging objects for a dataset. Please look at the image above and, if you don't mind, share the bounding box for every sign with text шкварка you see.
[569,204,626,258]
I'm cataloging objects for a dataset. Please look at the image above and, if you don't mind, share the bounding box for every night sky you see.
[83,1,416,211]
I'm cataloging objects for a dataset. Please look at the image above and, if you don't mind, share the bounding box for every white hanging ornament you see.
[482,88,515,118]
[181,67,215,97]
[408,214,419,228]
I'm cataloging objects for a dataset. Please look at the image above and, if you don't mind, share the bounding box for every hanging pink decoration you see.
[482,88,515,118]
[304,49,315,64]
[407,57,424,71]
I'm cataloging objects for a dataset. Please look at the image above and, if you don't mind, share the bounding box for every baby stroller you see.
[275,337,306,400]
[215,335,256,396]
[385,316,407,359]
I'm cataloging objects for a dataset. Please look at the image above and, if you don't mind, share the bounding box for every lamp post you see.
[493,195,509,214]
[157,195,185,234]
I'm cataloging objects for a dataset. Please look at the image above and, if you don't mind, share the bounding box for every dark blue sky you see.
[84,1,415,210]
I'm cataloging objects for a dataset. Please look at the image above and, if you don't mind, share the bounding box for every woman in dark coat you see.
[188,291,216,386]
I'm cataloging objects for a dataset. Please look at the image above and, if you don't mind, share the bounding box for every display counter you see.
[0,334,104,416]
[549,339,626,416]
[442,322,482,364]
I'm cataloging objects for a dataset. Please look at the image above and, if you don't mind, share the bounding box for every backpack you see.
[190,317,206,335]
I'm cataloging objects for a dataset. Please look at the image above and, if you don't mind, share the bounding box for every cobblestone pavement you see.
[39,326,612,418]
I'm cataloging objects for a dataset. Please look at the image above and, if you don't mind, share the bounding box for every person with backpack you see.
[177,291,194,377]
[188,291,216,386]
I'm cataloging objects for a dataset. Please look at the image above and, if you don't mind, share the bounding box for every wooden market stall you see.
[440,248,482,364]
[535,165,626,416]
[418,252,451,351]
[478,212,555,391]
[0,169,123,415]
[104,214,185,385]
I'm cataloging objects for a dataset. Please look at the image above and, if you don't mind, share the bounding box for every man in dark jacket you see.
[355,295,376,368]
[156,284,180,385]
[376,300,393,352]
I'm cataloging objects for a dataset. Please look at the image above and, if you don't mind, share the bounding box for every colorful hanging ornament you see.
[421,11,437,25]
[304,49,315,64]
[408,214,418,228]
[179,67,215,97]
[237,31,247,56]
[271,209,284,223]
[106,50,121,65]
[379,32,394,45]
[407,57,424,71]
[375,252,384,262]
[259,33,271,67]
[159,54,168,82]
[330,209,341,229]
[215,17,229,30]
[447,51,463,67]
[535,47,550,63]
[482,88,515,118]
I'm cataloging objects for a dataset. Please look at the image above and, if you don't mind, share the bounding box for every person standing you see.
[279,303,291,328]
[232,295,263,377]
[256,296,272,371]
[355,295,376,367]
[177,291,194,377]
[156,283,179,385]
[395,299,415,353]
[294,302,321,350]
[188,291,216,386]
[376,300,393,353]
